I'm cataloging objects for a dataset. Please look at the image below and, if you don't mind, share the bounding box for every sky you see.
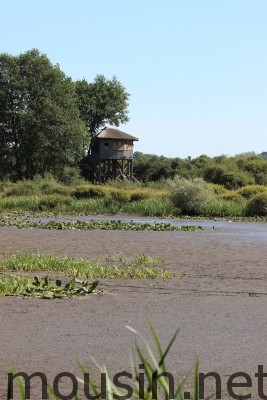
[1,0,266,159]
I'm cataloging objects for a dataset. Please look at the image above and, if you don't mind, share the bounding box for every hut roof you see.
[95,127,138,141]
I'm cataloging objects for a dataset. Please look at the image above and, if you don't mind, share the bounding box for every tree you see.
[0,49,88,180]
[75,75,130,138]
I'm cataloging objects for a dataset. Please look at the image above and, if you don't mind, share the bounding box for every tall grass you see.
[122,197,178,217]
[0,177,171,216]
[2,175,267,217]
[0,196,41,211]
[202,199,247,217]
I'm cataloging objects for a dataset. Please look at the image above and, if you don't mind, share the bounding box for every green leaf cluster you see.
[13,275,100,299]
[0,49,130,181]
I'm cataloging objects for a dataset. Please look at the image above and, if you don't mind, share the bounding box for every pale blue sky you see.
[1,0,266,158]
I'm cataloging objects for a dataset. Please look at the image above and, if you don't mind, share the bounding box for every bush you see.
[0,181,12,194]
[245,192,267,216]
[204,166,254,189]
[168,176,214,215]
[58,166,85,186]
[209,183,228,196]
[72,185,106,199]
[130,192,149,202]
[109,190,130,204]
[38,194,72,210]
[237,185,267,199]
[4,180,36,196]
[218,192,245,203]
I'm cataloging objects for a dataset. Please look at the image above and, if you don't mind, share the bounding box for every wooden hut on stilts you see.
[85,127,139,184]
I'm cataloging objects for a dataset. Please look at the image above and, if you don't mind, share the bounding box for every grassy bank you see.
[0,176,267,218]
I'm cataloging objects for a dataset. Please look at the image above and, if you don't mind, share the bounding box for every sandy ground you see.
[0,219,267,399]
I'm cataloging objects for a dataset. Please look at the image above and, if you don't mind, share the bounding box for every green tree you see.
[0,49,88,180]
[75,75,130,137]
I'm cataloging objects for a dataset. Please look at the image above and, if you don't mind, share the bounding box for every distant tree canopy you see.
[0,49,130,181]
[133,152,267,188]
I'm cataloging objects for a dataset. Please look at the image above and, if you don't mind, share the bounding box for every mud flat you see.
[0,219,267,398]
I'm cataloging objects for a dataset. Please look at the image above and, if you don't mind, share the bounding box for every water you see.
[28,214,267,240]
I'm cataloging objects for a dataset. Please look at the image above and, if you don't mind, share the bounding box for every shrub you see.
[168,176,214,215]
[218,192,245,203]
[220,171,254,189]
[130,192,149,202]
[209,183,228,196]
[109,190,130,204]
[38,194,72,210]
[72,185,106,199]
[245,192,267,216]
[3,180,36,196]
[237,185,267,199]
[204,166,254,189]
[0,181,12,194]
[58,166,85,186]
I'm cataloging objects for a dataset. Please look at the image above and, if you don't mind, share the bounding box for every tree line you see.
[1,49,266,189]
[0,49,129,181]
[133,152,267,189]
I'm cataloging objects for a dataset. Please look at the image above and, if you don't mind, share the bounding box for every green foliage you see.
[218,170,254,189]
[3,181,36,196]
[133,153,184,182]
[109,190,130,204]
[236,155,267,184]
[245,192,267,216]
[0,275,30,295]
[204,166,254,189]
[0,252,178,279]
[18,275,99,299]
[133,152,267,189]
[0,49,88,180]
[38,194,73,210]
[72,185,106,199]
[0,274,99,298]
[168,176,215,215]
[122,196,178,217]
[202,199,246,217]
[0,50,131,181]
[218,192,245,203]
[0,195,40,211]
[209,183,228,196]
[130,191,149,201]
[76,75,130,136]
[58,166,85,186]
[0,218,203,232]
[1,175,71,197]
[237,185,267,199]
